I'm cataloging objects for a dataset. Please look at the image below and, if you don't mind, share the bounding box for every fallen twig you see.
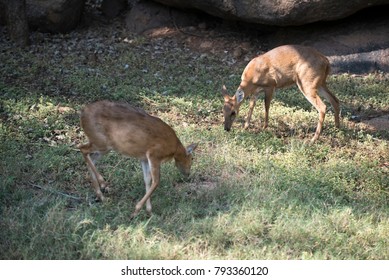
[29,182,82,201]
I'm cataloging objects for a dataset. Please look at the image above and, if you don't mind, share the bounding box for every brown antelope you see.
[78,100,198,218]
[222,44,340,142]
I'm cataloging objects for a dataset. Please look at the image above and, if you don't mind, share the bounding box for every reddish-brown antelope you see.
[79,100,198,218]
[222,44,340,142]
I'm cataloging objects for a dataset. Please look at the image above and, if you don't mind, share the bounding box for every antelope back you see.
[80,101,181,161]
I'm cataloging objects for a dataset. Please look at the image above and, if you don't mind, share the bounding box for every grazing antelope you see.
[222,44,340,142]
[78,100,198,218]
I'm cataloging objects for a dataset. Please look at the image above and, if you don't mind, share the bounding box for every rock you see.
[328,49,389,74]
[199,41,212,49]
[125,1,170,34]
[198,22,207,30]
[232,47,243,59]
[56,105,75,114]
[358,114,389,132]
[0,2,6,26]
[125,0,202,34]
[153,0,389,26]
[26,0,85,33]
[101,0,127,19]
[1,0,30,46]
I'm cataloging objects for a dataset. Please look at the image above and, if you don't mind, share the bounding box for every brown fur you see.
[79,100,198,218]
[223,44,340,142]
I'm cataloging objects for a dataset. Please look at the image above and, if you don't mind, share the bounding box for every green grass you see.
[1,30,388,260]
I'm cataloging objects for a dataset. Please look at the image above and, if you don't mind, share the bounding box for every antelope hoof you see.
[101,185,110,194]
[95,195,105,202]
[130,204,142,219]
[130,210,140,220]
[95,190,106,202]
[99,180,108,190]
[310,134,319,143]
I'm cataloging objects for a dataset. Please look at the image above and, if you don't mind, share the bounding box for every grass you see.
[0,26,388,260]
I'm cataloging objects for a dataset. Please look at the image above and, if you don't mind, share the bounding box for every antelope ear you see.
[222,85,229,101]
[186,143,198,155]
[235,89,245,103]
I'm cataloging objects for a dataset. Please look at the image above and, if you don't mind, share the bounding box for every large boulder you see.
[5,0,86,33]
[328,49,389,74]
[101,0,127,19]
[126,0,172,34]
[126,0,202,34]
[153,0,389,26]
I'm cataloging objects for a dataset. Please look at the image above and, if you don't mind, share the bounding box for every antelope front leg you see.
[263,88,274,129]
[304,89,327,143]
[244,95,257,129]
[79,144,106,201]
[131,160,161,219]
[83,153,106,201]
[90,152,108,192]
[141,160,152,215]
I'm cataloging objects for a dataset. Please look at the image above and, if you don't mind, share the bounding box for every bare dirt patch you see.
[359,114,389,132]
